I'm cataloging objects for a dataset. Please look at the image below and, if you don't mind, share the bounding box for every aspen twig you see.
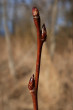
[28,7,47,110]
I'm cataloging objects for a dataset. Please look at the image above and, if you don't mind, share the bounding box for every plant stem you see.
[28,7,47,110]
[35,41,43,90]
[30,89,38,110]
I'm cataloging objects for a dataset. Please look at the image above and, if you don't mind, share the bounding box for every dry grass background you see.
[0,34,73,110]
[0,0,73,110]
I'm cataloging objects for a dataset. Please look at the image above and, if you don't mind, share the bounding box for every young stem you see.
[35,41,43,90]
[30,89,38,110]
[28,75,38,110]
[28,7,47,110]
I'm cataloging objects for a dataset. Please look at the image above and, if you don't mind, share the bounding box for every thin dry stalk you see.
[3,0,16,76]
[50,0,58,60]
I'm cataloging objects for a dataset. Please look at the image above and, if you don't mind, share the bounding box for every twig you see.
[28,7,47,110]
[28,74,38,110]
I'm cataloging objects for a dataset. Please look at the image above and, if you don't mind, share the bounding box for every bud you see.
[41,24,47,42]
[32,7,40,32]
[32,7,39,17]
[28,74,35,90]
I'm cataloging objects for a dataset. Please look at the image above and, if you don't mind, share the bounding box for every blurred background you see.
[0,0,73,110]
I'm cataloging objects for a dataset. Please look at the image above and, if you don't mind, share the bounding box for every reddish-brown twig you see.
[28,7,47,110]
[28,74,38,110]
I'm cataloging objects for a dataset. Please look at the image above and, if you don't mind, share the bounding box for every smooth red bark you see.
[28,7,47,110]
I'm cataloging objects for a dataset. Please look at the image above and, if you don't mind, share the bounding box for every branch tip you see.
[32,7,39,17]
